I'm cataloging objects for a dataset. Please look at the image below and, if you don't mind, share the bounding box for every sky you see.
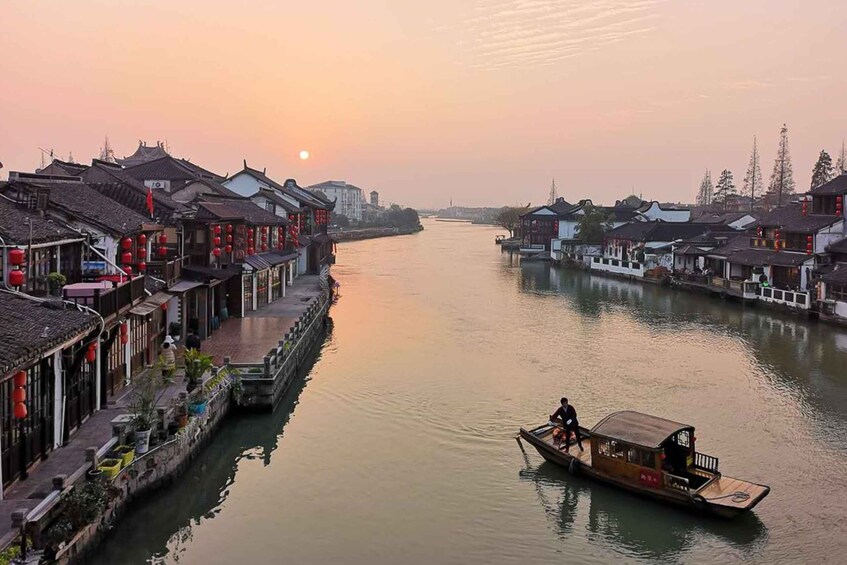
[1,0,846,208]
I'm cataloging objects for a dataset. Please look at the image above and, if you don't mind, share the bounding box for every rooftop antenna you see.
[547,178,558,205]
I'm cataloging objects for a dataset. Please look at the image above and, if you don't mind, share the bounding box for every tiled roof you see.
[606,221,711,243]
[706,235,758,257]
[182,264,240,282]
[183,178,242,199]
[4,178,150,236]
[0,293,97,375]
[233,166,330,209]
[123,156,223,182]
[253,189,302,214]
[692,212,753,224]
[0,194,82,245]
[723,248,811,267]
[825,238,847,254]
[809,173,847,195]
[82,163,187,225]
[757,203,840,233]
[822,265,847,284]
[116,142,169,167]
[195,197,288,226]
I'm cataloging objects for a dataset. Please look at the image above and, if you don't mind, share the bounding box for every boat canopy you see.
[590,411,693,449]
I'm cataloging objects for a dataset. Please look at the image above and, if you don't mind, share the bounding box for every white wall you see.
[223,173,265,197]
[639,202,691,222]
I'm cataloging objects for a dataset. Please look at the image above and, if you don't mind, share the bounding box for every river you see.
[96,219,847,564]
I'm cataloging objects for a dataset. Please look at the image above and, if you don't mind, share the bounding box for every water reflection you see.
[94,323,332,563]
[519,459,768,563]
[517,262,847,445]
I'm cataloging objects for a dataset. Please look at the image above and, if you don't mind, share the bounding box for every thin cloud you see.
[454,0,665,69]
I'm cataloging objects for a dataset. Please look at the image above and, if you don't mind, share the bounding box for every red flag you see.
[146,187,154,217]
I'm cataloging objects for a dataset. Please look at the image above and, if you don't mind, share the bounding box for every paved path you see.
[203,275,322,363]
[0,274,324,548]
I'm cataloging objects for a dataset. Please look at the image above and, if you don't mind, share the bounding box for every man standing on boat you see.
[550,397,583,452]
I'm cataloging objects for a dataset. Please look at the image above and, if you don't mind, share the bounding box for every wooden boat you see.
[517,410,770,518]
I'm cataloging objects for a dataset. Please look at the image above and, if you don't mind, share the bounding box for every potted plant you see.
[98,458,122,479]
[115,445,135,467]
[187,386,208,416]
[183,348,213,394]
[128,356,170,455]
[46,272,67,296]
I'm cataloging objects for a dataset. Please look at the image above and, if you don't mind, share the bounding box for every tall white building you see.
[308,180,363,221]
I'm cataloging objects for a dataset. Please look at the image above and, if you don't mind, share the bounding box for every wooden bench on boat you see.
[517,410,770,518]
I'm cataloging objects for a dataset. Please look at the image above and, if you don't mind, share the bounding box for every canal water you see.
[97,219,847,564]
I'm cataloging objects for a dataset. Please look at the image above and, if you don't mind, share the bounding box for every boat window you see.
[609,440,626,460]
[598,439,611,456]
[627,447,640,464]
[627,447,657,468]
[642,451,656,469]
[676,430,691,448]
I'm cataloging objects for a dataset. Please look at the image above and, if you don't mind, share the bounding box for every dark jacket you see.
[551,404,578,427]
[186,334,201,351]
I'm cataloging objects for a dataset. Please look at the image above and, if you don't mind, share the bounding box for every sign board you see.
[639,469,662,488]
[83,261,107,271]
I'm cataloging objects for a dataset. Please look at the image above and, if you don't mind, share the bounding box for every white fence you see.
[590,257,645,277]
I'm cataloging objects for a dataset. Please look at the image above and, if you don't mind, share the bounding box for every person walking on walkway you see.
[161,335,177,379]
[186,331,201,352]
[550,397,583,452]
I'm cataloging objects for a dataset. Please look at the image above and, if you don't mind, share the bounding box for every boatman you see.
[550,397,583,452]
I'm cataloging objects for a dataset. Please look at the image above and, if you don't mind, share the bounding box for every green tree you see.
[334,214,351,228]
[714,169,737,212]
[696,169,713,206]
[768,123,795,206]
[811,149,834,189]
[743,136,763,211]
[495,205,530,237]
[575,204,613,243]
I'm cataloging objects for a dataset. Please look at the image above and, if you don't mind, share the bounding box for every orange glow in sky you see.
[1,1,846,207]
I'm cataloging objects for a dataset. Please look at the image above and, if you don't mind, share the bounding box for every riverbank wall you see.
[330,225,422,242]
[15,287,334,564]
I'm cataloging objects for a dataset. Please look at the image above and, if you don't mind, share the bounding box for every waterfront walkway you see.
[0,275,324,549]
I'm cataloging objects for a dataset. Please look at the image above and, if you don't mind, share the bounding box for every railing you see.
[591,257,644,277]
[663,471,690,493]
[695,451,719,474]
[706,277,759,297]
[64,277,146,319]
[147,255,187,286]
[758,286,811,309]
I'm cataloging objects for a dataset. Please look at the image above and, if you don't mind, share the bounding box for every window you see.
[598,438,610,456]
[610,440,626,460]
[830,284,847,301]
[627,447,657,468]
[676,430,690,448]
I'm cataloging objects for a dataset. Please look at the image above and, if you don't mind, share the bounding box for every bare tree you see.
[696,169,713,206]
[495,204,531,238]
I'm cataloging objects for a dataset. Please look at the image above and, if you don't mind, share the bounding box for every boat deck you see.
[697,476,769,510]
[534,426,593,467]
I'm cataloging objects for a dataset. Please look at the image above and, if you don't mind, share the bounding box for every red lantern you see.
[837,196,843,217]
[214,225,222,235]
[226,224,233,233]
[226,234,233,244]
[12,387,26,404]
[14,403,27,420]
[13,371,27,388]
[225,244,232,253]
[8,269,24,287]
[9,248,25,266]
[120,334,129,345]
[261,226,268,234]
[85,346,96,363]
[121,322,128,335]
[213,236,222,246]
[261,244,267,252]
[122,251,133,265]
[138,233,147,245]
[247,247,255,256]
[158,246,168,257]
[801,201,808,216]
[123,266,133,277]
[261,234,267,243]
[159,233,168,245]
[138,248,147,260]
[138,261,147,272]
[213,247,221,257]
[121,238,133,250]
[160,302,168,311]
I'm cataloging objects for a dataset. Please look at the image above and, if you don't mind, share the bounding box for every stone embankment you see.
[330,225,422,242]
[11,285,333,564]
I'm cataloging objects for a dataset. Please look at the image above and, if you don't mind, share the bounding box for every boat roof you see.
[590,410,693,449]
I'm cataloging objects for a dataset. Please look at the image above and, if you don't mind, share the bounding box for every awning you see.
[244,255,273,271]
[168,280,204,293]
[129,291,173,316]
[182,264,240,283]
[258,252,287,266]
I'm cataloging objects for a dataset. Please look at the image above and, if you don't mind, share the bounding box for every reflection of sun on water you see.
[299,150,310,160]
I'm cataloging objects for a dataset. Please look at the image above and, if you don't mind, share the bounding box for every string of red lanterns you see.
[13,370,27,420]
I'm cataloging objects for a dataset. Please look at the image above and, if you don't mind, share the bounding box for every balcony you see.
[62,276,146,319]
[757,286,811,309]
[146,256,187,286]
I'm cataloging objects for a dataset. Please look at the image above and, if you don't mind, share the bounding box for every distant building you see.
[370,190,379,207]
[308,180,363,221]
[116,141,170,167]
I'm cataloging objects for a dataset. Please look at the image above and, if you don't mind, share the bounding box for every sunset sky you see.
[2,0,846,208]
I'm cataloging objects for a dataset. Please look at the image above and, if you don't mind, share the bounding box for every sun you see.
[299,150,310,160]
